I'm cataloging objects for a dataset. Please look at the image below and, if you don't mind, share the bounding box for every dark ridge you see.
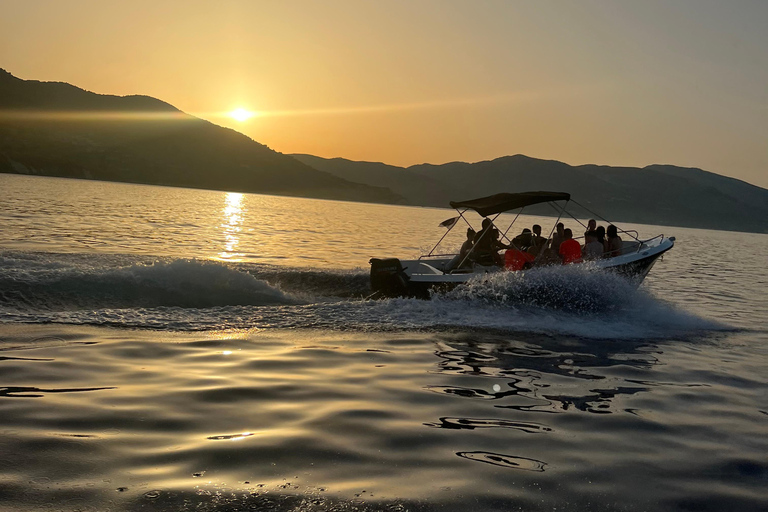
[0,69,404,205]
[295,154,768,234]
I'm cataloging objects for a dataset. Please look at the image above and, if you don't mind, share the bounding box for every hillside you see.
[2,69,764,234]
[294,154,768,234]
[291,154,453,206]
[0,69,403,204]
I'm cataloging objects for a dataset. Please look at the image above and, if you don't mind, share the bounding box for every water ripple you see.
[424,417,553,433]
[0,385,116,398]
[456,451,547,471]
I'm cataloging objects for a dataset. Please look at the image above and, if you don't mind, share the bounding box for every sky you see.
[1,0,767,188]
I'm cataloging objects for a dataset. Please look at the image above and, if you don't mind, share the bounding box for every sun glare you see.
[229,108,255,122]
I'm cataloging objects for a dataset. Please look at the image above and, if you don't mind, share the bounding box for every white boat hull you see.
[370,237,673,299]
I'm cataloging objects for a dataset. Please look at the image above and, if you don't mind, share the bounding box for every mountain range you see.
[1,69,766,233]
[0,69,401,204]
[292,155,768,233]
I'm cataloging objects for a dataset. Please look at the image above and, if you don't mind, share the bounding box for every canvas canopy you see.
[449,191,570,217]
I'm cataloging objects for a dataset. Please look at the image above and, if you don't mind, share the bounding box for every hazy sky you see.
[2,0,766,187]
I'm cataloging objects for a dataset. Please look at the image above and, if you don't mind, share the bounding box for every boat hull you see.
[370,238,673,299]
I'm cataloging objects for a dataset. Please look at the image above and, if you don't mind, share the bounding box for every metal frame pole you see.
[535,200,569,264]
[426,209,474,256]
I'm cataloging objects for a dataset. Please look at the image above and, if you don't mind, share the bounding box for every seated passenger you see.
[582,230,603,260]
[473,221,507,266]
[460,228,476,261]
[473,219,493,244]
[505,228,536,271]
[558,228,582,264]
[584,219,597,239]
[605,224,623,258]
[505,246,535,271]
[446,228,476,271]
[530,224,548,257]
[550,222,565,252]
[595,225,608,254]
[511,228,534,251]
[490,228,510,266]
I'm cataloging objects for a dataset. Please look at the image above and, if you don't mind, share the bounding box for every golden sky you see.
[1,0,766,187]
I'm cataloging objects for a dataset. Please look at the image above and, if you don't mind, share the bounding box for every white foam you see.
[339,266,730,339]
[0,251,731,337]
[0,256,296,310]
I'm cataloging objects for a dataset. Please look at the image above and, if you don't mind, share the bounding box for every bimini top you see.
[449,191,571,217]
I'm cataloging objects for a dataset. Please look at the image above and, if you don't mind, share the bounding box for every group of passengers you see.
[455,218,623,271]
[581,219,624,259]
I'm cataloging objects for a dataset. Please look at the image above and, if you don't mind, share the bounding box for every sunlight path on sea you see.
[218,192,245,261]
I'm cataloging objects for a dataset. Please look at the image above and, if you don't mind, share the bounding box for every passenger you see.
[530,224,548,256]
[505,245,535,271]
[584,219,597,239]
[473,220,507,266]
[558,228,582,264]
[606,224,623,258]
[474,218,493,244]
[511,228,533,251]
[445,227,476,271]
[582,230,603,260]
[490,228,509,266]
[505,228,537,271]
[595,225,608,254]
[550,222,565,252]
[459,227,476,262]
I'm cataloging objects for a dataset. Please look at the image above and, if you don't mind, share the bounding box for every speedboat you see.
[369,191,674,299]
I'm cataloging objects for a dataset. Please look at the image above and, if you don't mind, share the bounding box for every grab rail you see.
[419,253,456,260]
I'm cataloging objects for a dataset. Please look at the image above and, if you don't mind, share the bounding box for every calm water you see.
[1,174,766,512]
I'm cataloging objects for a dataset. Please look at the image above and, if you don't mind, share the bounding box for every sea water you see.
[0,173,766,512]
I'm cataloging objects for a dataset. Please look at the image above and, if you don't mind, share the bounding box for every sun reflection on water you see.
[218,193,245,261]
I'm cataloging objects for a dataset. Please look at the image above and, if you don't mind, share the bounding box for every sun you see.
[229,108,255,122]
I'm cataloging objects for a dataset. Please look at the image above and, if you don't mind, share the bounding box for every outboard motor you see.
[369,258,409,298]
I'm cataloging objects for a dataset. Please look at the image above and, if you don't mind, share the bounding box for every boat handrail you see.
[622,229,640,240]
[643,233,664,243]
[419,253,456,260]
[632,234,665,252]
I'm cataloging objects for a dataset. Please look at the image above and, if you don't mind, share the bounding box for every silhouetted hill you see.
[292,154,454,206]
[0,69,403,204]
[294,154,768,234]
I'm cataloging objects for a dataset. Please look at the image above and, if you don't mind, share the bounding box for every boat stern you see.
[369,258,410,298]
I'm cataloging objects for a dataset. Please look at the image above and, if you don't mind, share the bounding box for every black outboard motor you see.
[369,258,409,298]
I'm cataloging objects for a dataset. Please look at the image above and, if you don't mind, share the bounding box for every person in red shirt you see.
[505,246,535,271]
[558,228,582,264]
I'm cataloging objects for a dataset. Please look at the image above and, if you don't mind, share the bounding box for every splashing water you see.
[0,252,729,338]
[436,264,635,312]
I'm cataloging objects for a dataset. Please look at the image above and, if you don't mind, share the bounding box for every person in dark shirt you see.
[446,227,477,271]
[530,224,548,257]
[511,228,534,251]
[444,228,477,271]
[584,219,597,239]
[460,228,475,258]
[550,222,565,252]
[473,219,508,266]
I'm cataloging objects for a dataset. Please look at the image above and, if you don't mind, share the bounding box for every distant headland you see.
[293,154,768,234]
[0,69,402,205]
[1,69,766,234]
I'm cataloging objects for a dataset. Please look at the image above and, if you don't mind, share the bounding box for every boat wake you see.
[0,251,730,338]
[0,255,297,310]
